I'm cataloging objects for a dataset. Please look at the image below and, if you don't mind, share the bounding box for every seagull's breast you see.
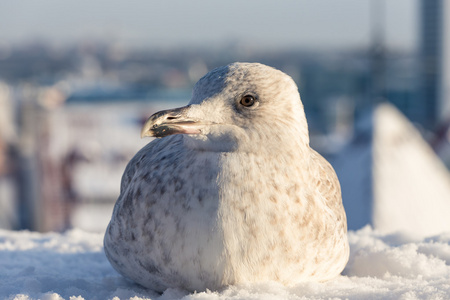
[217,151,349,284]
[105,142,348,291]
[105,144,227,292]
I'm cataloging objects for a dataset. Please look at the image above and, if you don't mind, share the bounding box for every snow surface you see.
[373,104,450,237]
[1,227,450,300]
[332,104,450,237]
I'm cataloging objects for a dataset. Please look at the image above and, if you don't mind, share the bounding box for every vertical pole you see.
[369,0,386,105]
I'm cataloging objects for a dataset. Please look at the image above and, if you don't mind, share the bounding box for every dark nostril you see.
[167,116,178,120]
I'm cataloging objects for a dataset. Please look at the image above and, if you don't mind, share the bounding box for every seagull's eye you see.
[240,95,255,107]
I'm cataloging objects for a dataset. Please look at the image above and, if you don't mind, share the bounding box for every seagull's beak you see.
[141,105,207,138]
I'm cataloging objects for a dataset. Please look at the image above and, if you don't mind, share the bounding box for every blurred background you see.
[1,0,449,235]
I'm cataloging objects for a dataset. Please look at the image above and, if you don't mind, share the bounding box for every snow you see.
[332,104,450,237]
[1,226,450,300]
[372,104,450,237]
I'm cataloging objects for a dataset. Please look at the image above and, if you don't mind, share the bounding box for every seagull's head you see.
[141,62,309,153]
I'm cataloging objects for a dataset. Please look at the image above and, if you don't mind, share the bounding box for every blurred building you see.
[420,0,450,125]
[438,0,450,120]
[420,0,441,126]
[0,82,18,229]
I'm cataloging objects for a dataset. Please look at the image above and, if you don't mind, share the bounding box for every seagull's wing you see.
[310,149,346,220]
[118,135,184,200]
[119,141,153,193]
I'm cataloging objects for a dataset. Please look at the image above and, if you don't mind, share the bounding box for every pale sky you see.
[0,0,418,51]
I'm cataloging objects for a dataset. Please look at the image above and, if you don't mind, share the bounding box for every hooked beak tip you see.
[140,121,154,138]
[140,105,209,139]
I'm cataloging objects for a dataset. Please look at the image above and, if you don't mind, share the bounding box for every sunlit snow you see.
[1,227,449,300]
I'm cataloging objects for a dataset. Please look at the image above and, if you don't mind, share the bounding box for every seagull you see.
[104,62,349,293]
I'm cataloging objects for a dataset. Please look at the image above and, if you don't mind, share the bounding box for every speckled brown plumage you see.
[104,62,349,292]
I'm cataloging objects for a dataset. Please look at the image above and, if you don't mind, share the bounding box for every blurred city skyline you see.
[2,0,450,233]
[1,0,417,51]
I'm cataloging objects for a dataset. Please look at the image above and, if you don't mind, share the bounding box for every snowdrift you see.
[333,104,450,237]
[1,227,449,300]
